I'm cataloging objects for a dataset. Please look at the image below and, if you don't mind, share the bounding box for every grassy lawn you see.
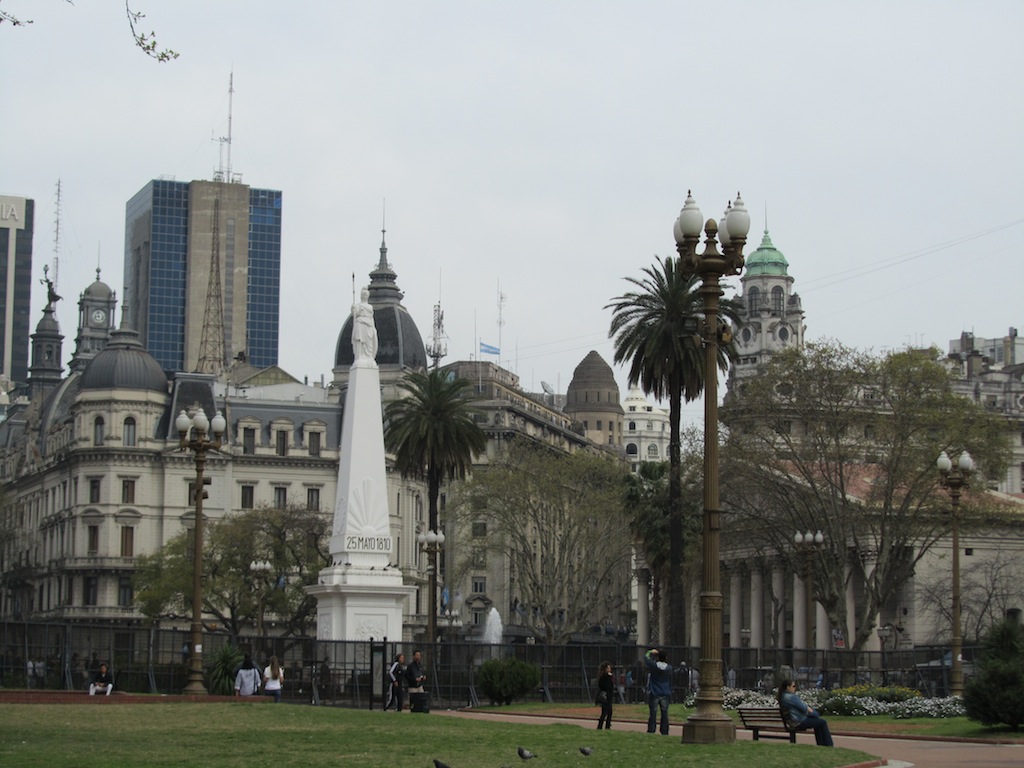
[490,701,1024,742]
[0,703,876,768]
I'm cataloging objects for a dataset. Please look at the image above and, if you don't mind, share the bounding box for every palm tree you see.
[384,368,487,644]
[606,254,740,644]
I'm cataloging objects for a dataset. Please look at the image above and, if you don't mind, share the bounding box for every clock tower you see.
[70,268,117,371]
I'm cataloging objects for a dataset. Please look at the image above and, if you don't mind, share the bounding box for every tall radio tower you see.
[196,198,226,374]
[426,301,448,369]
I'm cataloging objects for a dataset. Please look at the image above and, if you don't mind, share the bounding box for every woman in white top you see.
[263,655,284,702]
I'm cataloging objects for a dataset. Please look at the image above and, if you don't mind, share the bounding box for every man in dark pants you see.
[644,648,672,734]
[406,650,428,712]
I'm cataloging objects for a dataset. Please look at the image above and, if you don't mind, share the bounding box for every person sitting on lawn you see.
[89,662,114,696]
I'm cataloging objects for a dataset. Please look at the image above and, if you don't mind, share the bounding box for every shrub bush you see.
[964,619,1024,731]
[208,644,243,696]
[478,657,541,705]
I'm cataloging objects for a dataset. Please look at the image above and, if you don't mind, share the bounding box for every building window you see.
[94,417,105,446]
[307,487,320,510]
[596,420,603,430]
[276,430,288,456]
[121,479,136,504]
[123,417,137,447]
[308,431,321,457]
[646,421,653,431]
[241,485,255,509]
[88,525,100,554]
[273,486,288,509]
[628,421,636,431]
[626,443,638,456]
[65,576,73,605]
[647,444,659,458]
[472,608,486,626]
[118,577,133,607]
[471,549,487,567]
[89,478,101,503]
[472,521,487,537]
[84,577,99,606]
[243,428,256,454]
[472,576,486,594]
[120,526,134,557]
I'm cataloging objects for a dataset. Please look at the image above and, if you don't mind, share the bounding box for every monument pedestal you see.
[308,565,414,641]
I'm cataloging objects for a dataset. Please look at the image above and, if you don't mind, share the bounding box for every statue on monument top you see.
[352,286,378,362]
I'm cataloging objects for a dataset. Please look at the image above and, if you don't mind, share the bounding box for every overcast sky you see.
[4,1,1022,423]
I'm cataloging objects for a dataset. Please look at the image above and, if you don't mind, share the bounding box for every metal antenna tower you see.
[214,72,238,183]
[496,281,506,364]
[427,301,448,369]
[197,198,226,374]
[51,180,62,288]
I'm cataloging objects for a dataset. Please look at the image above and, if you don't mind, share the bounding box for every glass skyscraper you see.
[124,179,282,373]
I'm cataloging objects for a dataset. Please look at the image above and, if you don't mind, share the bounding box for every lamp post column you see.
[675,190,749,745]
[937,450,972,697]
[176,408,226,696]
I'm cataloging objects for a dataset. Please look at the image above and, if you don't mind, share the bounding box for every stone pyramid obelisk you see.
[307,287,414,640]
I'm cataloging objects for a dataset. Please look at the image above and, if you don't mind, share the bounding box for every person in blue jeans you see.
[778,679,834,746]
[644,648,672,734]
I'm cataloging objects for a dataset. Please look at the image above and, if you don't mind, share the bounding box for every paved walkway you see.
[433,709,1024,768]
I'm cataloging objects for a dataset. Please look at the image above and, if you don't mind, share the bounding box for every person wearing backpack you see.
[234,654,261,697]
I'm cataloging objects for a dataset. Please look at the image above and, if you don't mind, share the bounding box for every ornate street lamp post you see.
[794,529,825,659]
[176,407,226,695]
[417,528,446,654]
[674,190,750,744]
[937,449,973,697]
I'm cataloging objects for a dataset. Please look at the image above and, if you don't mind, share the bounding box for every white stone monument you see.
[307,287,414,640]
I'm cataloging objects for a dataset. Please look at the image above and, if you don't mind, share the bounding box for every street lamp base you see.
[183,674,208,695]
[681,714,736,744]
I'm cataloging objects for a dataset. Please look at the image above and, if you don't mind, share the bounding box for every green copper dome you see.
[745,229,789,276]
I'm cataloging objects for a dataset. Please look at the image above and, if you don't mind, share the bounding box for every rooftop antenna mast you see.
[215,71,238,183]
[497,281,506,366]
[427,301,448,369]
[51,180,62,289]
[197,198,226,374]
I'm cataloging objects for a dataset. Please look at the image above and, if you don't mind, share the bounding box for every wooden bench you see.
[738,707,798,743]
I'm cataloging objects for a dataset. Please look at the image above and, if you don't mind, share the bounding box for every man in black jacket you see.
[406,650,426,693]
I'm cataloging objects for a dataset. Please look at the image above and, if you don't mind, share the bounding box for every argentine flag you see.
[480,342,500,355]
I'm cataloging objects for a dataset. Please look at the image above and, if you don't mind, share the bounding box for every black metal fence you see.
[0,620,976,707]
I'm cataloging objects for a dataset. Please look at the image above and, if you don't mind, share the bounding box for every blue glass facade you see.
[246,188,282,369]
[124,180,281,373]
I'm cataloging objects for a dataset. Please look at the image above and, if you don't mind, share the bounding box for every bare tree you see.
[721,341,1010,651]
[453,441,634,645]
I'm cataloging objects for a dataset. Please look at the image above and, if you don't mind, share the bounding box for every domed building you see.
[70,268,117,371]
[563,350,623,448]
[622,384,669,472]
[333,232,427,395]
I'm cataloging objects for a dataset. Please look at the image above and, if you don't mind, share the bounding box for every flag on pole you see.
[480,342,500,355]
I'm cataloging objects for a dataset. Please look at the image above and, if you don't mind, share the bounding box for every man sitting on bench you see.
[89,662,114,696]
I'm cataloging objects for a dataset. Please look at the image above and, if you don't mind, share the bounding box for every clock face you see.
[91,308,107,325]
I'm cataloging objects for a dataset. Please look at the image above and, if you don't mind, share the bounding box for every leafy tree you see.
[454,440,633,645]
[478,657,541,705]
[607,255,741,643]
[721,341,1010,651]
[964,619,1024,730]
[133,503,331,641]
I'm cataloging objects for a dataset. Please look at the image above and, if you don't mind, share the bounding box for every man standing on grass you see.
[644,648,671,735]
